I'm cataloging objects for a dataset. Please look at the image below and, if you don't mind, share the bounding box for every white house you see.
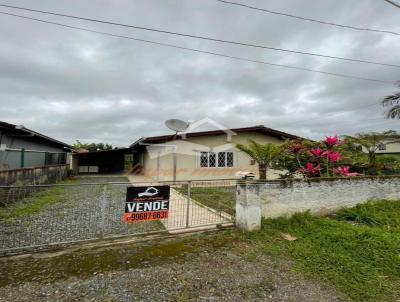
[129,125,300,181]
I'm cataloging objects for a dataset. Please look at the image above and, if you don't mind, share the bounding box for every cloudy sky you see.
[0,0,399,147]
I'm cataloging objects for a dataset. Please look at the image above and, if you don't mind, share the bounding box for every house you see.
[129,125,299,181]
[71,148,133,174]
[375,141,400,159]
[0,121,73,170]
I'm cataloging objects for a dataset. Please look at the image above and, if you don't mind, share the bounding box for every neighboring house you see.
[0,121,73,170]
[129,125,299,181]
[375,141,400,158]
[359,141,400,159]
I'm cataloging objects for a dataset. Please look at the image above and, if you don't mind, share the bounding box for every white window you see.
[199,151,234,167]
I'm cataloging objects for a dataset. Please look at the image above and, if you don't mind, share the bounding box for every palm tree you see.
[344,131,400,174]
[236,140,282,180]
[382,83,400,119]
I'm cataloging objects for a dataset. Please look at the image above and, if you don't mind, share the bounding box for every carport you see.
[72,148,134,174]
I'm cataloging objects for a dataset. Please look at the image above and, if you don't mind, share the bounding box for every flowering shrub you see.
[298,163,321,177]
[276,136,361,178]
[335,166,361,177]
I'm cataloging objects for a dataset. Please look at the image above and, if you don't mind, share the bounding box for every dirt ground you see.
[0,230,345,302]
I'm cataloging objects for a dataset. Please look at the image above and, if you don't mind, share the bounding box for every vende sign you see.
[124,186,170,223]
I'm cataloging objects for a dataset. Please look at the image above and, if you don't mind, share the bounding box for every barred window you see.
[200,152,208,167]
[199,151,234,167]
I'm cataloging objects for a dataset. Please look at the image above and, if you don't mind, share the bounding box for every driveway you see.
[127,175,233,230]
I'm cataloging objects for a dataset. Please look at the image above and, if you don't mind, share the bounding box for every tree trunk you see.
[259,164,267,180]
[369,151,377,175]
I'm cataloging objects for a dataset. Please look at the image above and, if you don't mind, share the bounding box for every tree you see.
[73,140,113,152]
[236,140,282,180]
[382,83,400,119]
[344,131,400,174]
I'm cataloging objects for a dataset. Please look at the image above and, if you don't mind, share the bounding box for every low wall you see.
[239,176,400,219]
[0,165,69,186]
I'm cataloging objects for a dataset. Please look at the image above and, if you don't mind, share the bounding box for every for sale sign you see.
[124,186,170,223]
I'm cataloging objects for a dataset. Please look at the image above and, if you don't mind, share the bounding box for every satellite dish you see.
[165,119,189,133]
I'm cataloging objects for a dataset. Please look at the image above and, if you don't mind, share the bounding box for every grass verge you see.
[242,200,400,301]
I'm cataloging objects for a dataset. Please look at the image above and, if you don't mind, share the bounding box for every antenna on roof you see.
[164,119,189,183]
[165,119,189,134]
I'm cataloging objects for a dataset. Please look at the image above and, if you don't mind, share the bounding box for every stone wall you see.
[0,164,69,186]
[241,176,400,219]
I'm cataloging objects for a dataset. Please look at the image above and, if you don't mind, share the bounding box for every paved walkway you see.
[165,188,232,230]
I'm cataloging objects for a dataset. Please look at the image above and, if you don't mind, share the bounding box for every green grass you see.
[0,179,76,223]
[242,200,400,301]
[177,186,235,215]
[334,200,400,228]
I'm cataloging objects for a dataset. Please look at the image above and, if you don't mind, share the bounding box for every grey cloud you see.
[0,0,399,147]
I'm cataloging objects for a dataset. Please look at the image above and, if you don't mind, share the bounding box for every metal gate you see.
[0,179,235,255]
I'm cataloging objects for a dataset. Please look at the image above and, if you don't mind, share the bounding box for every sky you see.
[0,0,399,147]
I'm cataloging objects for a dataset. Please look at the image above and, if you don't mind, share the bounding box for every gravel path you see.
[0,231,344,301]
[0,177,163,251]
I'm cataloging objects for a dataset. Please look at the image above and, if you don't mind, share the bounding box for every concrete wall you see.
[244,176,400,218]
[142,131,284,181]
[0,164,69,186]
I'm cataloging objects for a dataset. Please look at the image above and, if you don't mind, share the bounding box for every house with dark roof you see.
[128,124,299,181]
[0,121,72,170]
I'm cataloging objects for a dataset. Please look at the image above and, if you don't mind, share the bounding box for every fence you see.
[0,179,235,255]
[238,176,400,219]
[0,148,67,171]
[0,164,68,187]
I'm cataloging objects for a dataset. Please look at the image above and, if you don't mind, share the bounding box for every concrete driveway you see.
[127,175,233,231]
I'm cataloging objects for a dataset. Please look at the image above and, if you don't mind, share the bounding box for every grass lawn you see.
[0,178,77,223]
[241,200,400,301]
[177,186,236,215]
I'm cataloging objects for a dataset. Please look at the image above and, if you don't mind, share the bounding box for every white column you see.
[236,183,261,231]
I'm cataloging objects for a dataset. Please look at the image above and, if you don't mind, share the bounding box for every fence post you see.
[20,148,25,168]
[236,182,261,231]
[185,181,191,228]
[99,185,108,239]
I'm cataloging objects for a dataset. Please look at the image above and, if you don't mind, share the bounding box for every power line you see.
[0,3,399,68]
[0,11,394,85]
[216,0,400,37]
[383,0,400,9]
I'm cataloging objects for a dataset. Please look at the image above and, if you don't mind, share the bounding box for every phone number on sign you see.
[124,211,169,222]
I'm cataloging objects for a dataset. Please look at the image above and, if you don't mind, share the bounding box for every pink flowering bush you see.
[298,163,321,177]
[277,136,361,178]
[335,166,361,177]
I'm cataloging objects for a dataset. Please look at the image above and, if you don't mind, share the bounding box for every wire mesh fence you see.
[0,179,235,255]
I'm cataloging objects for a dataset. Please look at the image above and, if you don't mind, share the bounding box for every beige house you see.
[374,141,400,158]
[129,125,299,181]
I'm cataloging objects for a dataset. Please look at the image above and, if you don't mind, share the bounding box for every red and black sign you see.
[124,186,170,223]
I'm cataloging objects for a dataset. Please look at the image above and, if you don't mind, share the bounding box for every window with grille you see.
[199,151,234,167]
[378,143,386,151]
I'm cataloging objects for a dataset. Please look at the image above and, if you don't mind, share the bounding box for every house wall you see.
[362,141,400,155]
[0,133,68,170]
[0,133,66,152]
[142,132,284,181]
